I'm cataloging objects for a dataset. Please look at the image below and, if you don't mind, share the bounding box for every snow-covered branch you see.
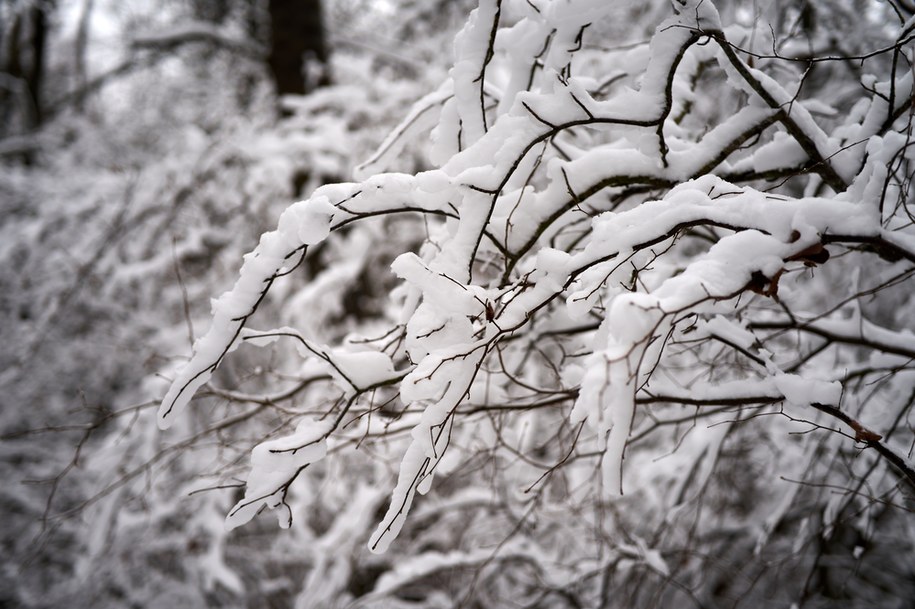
[144,0,915,605]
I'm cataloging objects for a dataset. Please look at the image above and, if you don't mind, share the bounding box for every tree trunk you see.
[266,0,329,97]
[0,1,50,159]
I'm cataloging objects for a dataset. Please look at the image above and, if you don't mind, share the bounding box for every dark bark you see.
[267,0,329,97]
[72,0,94,112]
[0,1,50,160]
[192,0,230,24]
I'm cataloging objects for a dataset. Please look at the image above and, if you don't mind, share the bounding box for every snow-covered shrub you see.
[6,0,915,606]
[150,0,915,606]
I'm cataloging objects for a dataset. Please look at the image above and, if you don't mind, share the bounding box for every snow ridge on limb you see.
[367,345,485,553]
[156,173,451,429]
[225,417,334,530]
[156,193,343,429]
[565,176,874,494]
[367,253,490,553]
[222,327,403,530]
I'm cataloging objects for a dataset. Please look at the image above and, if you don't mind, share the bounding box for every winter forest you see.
[2,0,915,607]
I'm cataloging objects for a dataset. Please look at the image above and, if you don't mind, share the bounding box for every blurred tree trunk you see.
[267,0,329,97]
[193,0,230,24]
[1,1,50,136]
[72,0,94,112]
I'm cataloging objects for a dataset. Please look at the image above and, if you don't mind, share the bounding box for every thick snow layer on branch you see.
[157,170,458,428]
[156,228,291,429]
[242,327,399,393]
[573,175,878,276]
[565,175,880,493]
[156,185,369,429]
[225,418,334,530]
[572,294,667,495]
[369,345,485,553]
[774,373,842,407]
[449,0,501,145]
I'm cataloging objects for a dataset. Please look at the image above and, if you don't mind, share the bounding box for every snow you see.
[370,345,485,552]
[773,373,842,407]
[225,418,334,531]
[124,1,915,602]
[749,131,809,173]
[241,327,400,393]
[329,351,399,389]
[293,195,337,245]
[355,81,453,179]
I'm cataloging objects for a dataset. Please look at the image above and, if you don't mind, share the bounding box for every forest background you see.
[2,0,914,608]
